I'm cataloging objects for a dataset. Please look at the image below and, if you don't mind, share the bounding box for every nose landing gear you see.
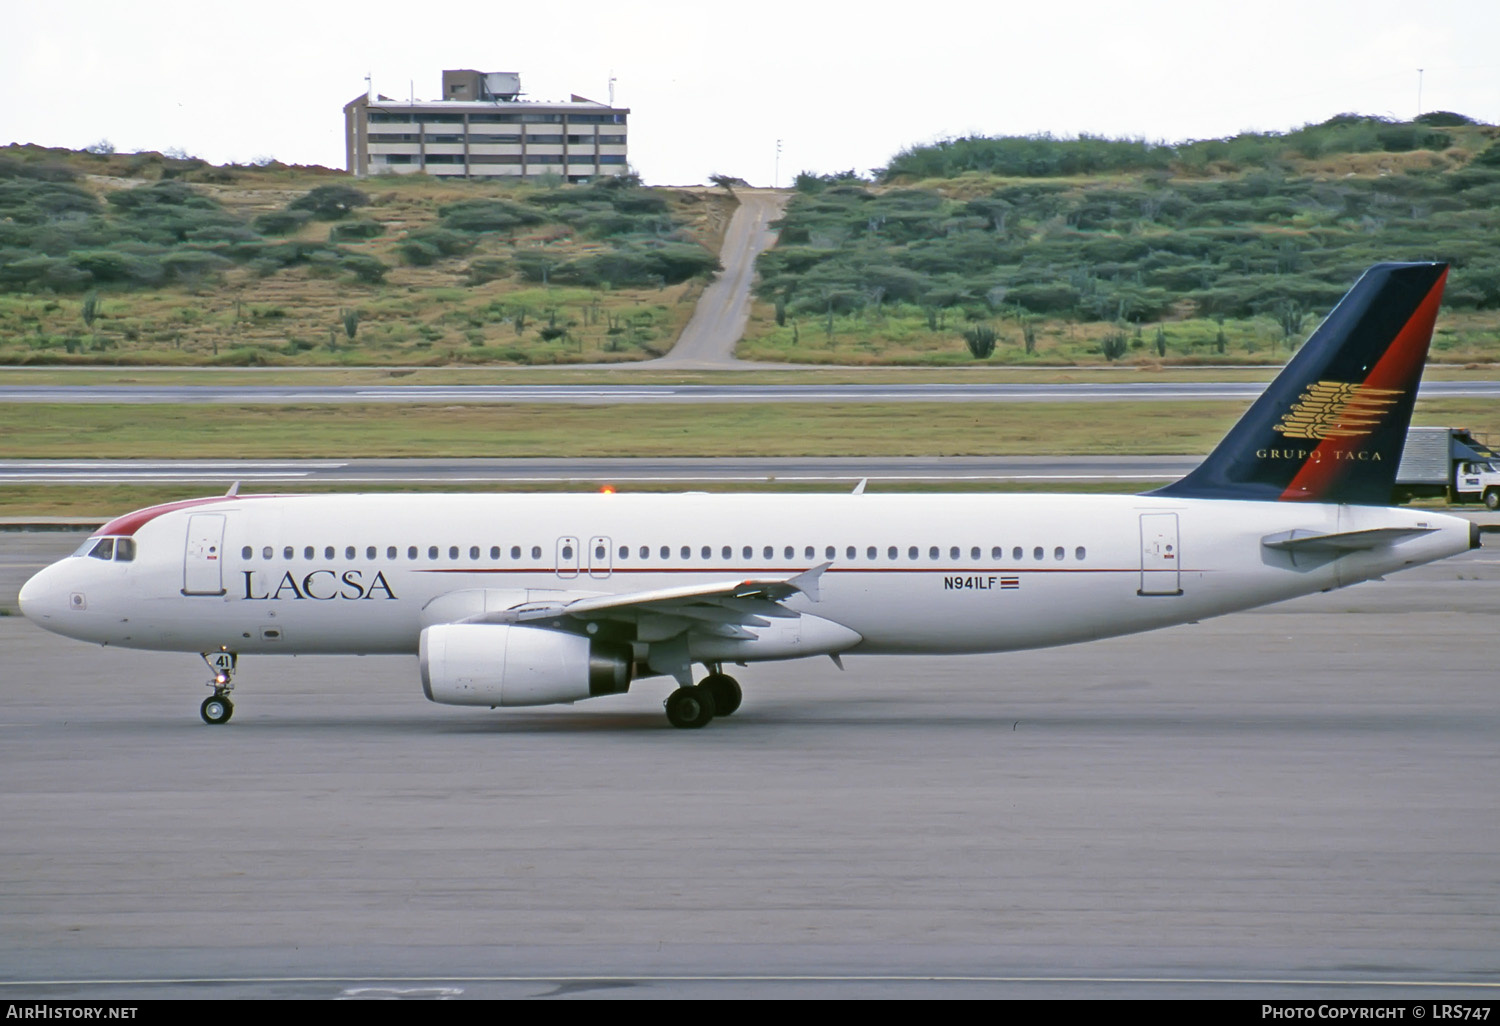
[201,694,233,725]
[199,650,238,725]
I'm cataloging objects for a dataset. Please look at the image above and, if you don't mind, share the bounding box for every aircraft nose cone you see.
[18,563,63,624]
[18,570,42,621]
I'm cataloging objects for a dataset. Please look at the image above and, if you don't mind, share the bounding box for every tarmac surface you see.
[2,530,1498,999]
[3,380,1499,404]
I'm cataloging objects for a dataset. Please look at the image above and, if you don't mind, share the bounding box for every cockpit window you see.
[75,536,137,562]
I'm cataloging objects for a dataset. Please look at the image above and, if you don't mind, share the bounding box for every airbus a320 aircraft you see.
[20,262,1475,729]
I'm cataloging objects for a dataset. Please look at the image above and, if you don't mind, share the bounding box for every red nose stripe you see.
[1279,269,1447,502]
[97,494,284,537]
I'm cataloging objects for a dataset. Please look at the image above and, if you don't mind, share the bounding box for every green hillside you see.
[0,146,727,365]
[745,113,1500,365]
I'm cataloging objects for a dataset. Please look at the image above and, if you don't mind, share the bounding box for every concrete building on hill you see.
[343,69,628,182]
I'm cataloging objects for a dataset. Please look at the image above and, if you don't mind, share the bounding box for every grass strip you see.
[6,399,1499,460]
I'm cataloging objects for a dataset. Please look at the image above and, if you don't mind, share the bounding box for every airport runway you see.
[2,380,1499,405]
[0,455,1201,486]
[1,531,1497,999]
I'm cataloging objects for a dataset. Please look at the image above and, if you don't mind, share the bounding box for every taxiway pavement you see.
[1,532,1497,998]
[3,380,1499,404]
[0,455,1201,486]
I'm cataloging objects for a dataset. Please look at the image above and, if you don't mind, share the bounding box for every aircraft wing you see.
[463,562,831,641]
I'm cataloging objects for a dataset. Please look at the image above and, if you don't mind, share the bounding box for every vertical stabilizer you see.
[1153,262,1448,505]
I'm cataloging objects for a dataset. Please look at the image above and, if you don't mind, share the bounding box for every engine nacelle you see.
[419,624,632,707]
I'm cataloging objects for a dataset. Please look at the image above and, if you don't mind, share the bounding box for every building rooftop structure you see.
[343,70,629,182]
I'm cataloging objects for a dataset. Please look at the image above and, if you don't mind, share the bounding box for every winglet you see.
[225,481,241,497]
[852,478,868,495]
[785,561,832,603]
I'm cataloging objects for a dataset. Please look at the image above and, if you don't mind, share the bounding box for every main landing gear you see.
[664,667,743,729]
[199,649,238,725]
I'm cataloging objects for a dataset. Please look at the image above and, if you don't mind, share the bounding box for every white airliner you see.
[19,262,1475,728]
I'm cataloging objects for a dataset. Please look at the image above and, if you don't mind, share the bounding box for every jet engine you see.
[419,623,632,707]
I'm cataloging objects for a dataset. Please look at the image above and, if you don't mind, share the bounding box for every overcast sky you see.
[2,0,1496,186]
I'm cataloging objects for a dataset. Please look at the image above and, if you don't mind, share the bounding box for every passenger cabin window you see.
[1033,547,1044,560]
[1013,547,1023,560]
[1054,546,1065,561]
[345,546,356,560]
[284,546,294,560]
[389,547,399,560]
[305,546,315,560]
[530,546,542,559]
[470,546,480,560]
[492,546,502,560]
[512,546,522,559]
[241,546,252,560]
[449,546,460,560]
[263,546,273,560]
[325,546,335,560]
[409,546,419,560]
[1076,546,1087,560]
[428,546,438,560]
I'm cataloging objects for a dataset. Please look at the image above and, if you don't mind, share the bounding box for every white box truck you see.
[1395,427,1500,506]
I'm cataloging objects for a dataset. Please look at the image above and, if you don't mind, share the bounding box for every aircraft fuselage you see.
[19,491,1472,660]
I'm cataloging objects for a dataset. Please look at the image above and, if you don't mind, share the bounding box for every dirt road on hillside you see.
[654,189,788,368]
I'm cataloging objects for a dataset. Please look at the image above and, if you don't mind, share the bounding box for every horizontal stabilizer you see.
[1261,526,1436,553]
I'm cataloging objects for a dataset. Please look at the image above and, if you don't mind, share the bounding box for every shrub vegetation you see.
[747,113,1500,364]
[0,143,724,365]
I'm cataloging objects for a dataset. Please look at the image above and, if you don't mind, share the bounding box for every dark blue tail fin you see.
[1152,262,1448,505]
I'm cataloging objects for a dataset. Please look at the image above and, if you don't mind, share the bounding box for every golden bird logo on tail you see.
[1273,381,1403,440]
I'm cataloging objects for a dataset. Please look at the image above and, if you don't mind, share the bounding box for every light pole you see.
[775,138,782,189]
